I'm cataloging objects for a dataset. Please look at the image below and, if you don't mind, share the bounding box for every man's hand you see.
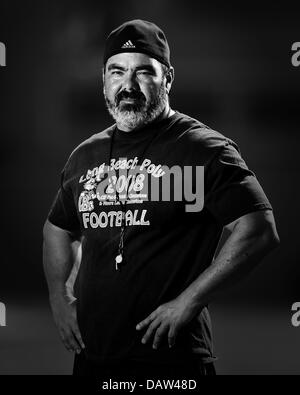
[50,295,85,354]
[136,297,198,350]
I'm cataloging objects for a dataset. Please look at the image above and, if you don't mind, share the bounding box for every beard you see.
[104,83,168,131]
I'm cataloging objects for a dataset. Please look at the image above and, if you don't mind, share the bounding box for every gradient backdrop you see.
[0,0,299,375]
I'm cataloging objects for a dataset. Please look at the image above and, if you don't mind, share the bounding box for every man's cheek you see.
[148,85,161,100]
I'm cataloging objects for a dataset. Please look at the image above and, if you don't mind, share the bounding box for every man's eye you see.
[138,70,152,76]
[111,70,123,76]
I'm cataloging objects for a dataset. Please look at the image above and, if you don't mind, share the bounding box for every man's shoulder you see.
[175,112,236,151]
[66,124,115,165]
[73,124,115,155]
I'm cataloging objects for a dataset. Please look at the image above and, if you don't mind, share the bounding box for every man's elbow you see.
[264,228,280,250]
[261,221,280,252]
[234,210,280,252]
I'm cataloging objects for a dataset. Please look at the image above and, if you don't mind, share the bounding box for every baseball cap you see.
[103,19,171,68]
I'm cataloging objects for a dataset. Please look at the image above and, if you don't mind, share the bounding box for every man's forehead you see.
[106,52,160,69]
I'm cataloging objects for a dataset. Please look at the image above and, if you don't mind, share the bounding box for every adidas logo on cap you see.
[121,40,136,49]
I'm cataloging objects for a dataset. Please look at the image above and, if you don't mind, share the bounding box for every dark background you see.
[0,0,299,374]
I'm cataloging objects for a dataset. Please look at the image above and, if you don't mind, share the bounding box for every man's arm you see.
[136,210,280,349]
[43,219,85,354]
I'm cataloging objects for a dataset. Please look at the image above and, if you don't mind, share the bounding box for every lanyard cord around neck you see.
[109,109,172,271]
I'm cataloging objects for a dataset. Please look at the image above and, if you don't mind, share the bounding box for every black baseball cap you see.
[103,19,171,68]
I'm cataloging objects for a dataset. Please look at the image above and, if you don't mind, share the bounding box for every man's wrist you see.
[49,287,69,304]
[176,289,204,314]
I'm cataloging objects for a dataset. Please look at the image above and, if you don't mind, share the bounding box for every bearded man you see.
[43,19,279,378]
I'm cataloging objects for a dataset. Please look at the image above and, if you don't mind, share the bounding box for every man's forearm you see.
[42,220,85,353]
[177,212,279,311]
[43,220,75,301]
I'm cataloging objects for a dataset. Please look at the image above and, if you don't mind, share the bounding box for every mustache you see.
[115,90,146,106]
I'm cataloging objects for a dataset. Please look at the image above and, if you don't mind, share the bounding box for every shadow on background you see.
[0,0,299,374]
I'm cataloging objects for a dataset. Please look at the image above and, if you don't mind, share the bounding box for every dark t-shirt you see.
[48,111,272,366]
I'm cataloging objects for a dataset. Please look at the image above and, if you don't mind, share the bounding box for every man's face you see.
[103,52,169,131]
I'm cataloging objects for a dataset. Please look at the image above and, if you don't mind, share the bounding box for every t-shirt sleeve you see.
[47,166,81,234]
[205,140,272,226]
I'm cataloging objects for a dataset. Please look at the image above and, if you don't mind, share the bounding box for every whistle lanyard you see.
[108,112,171,271]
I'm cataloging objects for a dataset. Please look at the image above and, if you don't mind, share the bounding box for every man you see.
[43,20,279,378]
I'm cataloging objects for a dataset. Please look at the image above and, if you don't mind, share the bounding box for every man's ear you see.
[166,67,175,94]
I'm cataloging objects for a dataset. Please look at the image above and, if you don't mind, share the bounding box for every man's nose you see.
[122,72,139,91]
